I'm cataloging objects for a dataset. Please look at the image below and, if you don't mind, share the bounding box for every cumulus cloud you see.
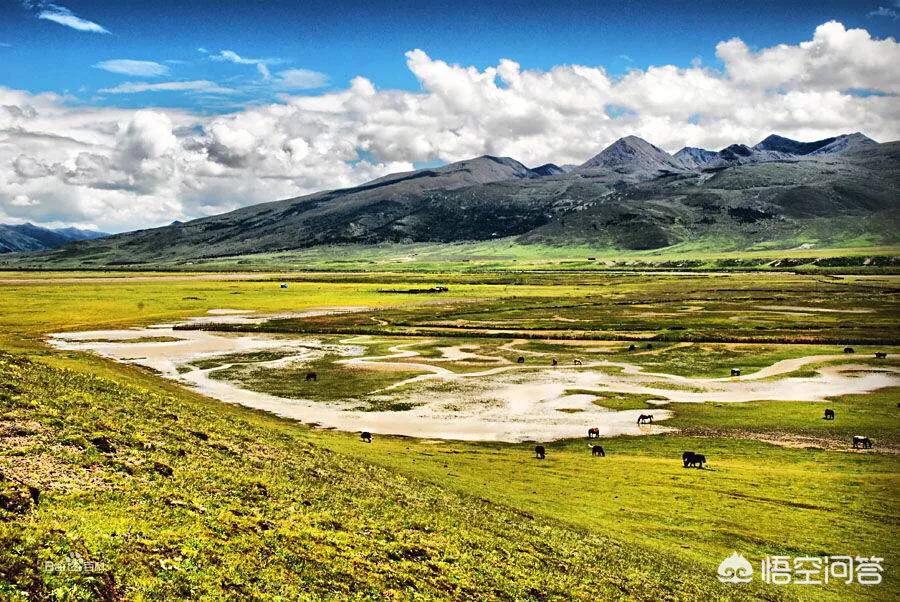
[2,21,899,233]
[24,2,109,33]
[94,60,170,77]
[716,21,900,93]
[98,80,237,95]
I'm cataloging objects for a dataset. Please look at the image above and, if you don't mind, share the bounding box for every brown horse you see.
[588,427,600,438]
[875,352,887,359]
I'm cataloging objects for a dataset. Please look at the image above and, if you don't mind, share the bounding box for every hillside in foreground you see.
[1,351,775,600]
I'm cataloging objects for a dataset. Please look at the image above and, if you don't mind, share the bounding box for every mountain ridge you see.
[674,132,878,170]
[0,223,107,254]
[5,132,896,265]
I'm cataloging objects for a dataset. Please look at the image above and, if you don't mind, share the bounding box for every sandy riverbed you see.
[48,309,899,443]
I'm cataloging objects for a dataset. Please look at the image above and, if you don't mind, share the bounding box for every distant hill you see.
[0,223,107,254]
[673,147,719,170]
[675,132,878,169]
[6,132,897,266]
[577,135,687,182]
[754,132,876,156]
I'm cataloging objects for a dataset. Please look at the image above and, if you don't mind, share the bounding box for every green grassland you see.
[193,271,900,346]
[3,238,899,273]
[1,270,898,600]
[5,351,763,601]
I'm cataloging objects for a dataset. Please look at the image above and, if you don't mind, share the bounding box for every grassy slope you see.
[1,272,898,600]
[2,239,899,273]
[4,352,772,601]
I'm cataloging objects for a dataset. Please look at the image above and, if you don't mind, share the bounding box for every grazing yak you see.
[591,445,605,457]
[517,356,525,364]
[875,352,887,359]
[637,414,653,425]
[852,436,872,449]
[645,343,654,350]
[731,368,741,377]
[360,431,372,443]
[684,452,706,468]
[628,344,636,352]
[824,409,835,420]
[534,445,546,460]
[573,359,583,366]
[305,372,317,382]
[844,347,855,354]
[551,358,558,366]
[588,427,600,438]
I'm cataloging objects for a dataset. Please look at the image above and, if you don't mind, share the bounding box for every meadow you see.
[1,269,898,600]
[6,239,898,273]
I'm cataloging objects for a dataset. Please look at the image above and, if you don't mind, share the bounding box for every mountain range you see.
[6,131,897,266]
[0,223,107,254]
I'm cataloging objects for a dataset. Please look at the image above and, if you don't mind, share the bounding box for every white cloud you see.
[275,68,329,89]
[29,2,109,33]
[94,59,170,77]
[868,6,898,19]
[2,21,899,233]
[716,21,900,93]
[11,194,38,207]
[12,155,52,179]
[212,50,284,66]
[98,80,237,95]
[213,50,292,84]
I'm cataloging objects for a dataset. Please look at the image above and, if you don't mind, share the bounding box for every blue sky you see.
[1,0,898,112]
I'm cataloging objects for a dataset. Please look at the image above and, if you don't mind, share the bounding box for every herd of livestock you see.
[353,346,888,464]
